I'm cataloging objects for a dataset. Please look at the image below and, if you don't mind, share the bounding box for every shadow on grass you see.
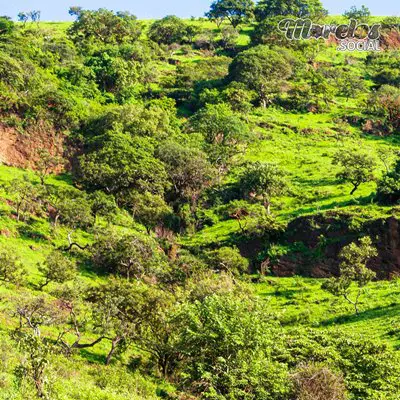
[51,173,73,185]
[295,177,339,187]
[79,349,107,365]
[320,303,400,327]
[259,289,301,299]
[361,133,400,146]
[282,194,375,219]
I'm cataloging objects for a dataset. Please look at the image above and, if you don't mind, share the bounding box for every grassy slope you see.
[2,17,399,397]
[255,276,400,349]
[0,166,172,399]
[183,107,400,247]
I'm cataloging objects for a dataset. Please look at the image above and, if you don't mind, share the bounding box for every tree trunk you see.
[261,98,267,108]
[159,355,169,378]
[350,184,358,195]
[105,336,122,365]
[38,279,50,291]
[54,214,60,228]
[263,198,271,215]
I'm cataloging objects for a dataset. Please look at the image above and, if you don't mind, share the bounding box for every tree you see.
[81,100,179,140]
[0,16,14,35]
[376,158,400,204]
[206,0,255,28]
[0,248,25,285]
[255,0,326,21]
[133,288,184,377]
[366,85,400,134]
[68,6,83,17]
[28,10,41,26]
[12,297,60,398]
[322,237,377,314]
[86,280,181,370]
[221,82,256,113]
[13,330,51,398]
[38,251,77,290]
[17,12,29,27]
[123,191,172,234]
[17,10,41,26]
[218,25,240,50]
[6,176,42,221]
[305,68,336,108]
[238,162,287,214]
[77,131,169,196]
[47,187,94,234]
[88,191,118,223]
[91,231,167,280]
[251,16,292,45]
[189,103,250,168]
[85,48,141,96]
[34,149,62,186]
[86,279,150,365]
[338,73,366,101]
[332,149,376,195]
[54,282,117,355]
[222,200,270,234]
[148,15,188,45]
[206,246,249,276]
[185,24,201,43]
[157,141,215,204]
[343,5,371,22]
[68,8,142,46]
[229,46,293,107]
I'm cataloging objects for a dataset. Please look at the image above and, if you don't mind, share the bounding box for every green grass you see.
[254,276,400,349]
[182,105,400,247]
[2,15,400,397]
[0,163,171,399]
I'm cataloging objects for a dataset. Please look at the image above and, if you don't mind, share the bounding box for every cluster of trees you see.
[205,0,328,29]
[17,10,41,26]
[1,2,398,244]
[2,4,399,247]
[2,2,395,132]
[2,237,400,399]
[2,5,400,398]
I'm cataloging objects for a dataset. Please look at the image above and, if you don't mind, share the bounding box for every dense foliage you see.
[0,4,400,399]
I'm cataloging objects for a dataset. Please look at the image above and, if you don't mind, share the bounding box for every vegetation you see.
[322,237,377,314]
[0,2,400,399]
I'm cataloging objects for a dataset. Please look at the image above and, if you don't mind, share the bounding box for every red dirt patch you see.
[0,121,65,171]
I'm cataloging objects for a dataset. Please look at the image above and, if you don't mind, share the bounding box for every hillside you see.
[1,5,400,400]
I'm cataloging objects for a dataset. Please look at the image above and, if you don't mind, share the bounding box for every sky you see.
[0,0,398,21]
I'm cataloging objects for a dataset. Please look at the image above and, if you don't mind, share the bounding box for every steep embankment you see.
[0,122,65,169]
[270,211,400,279]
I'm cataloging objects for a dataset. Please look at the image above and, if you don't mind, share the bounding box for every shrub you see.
[206,246,249,276]
[292,363,347,400]
[0,248,25,285]
[38,251,77,290]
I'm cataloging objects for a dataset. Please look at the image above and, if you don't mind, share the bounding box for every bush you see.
[179,293,292,399]
[376,158,400,204]
[281,328,400,399]
[0,248,25,285]
[38,251,77,290]
[292,363,347,400]
[206,246,249,276]
[91,230,167,279]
